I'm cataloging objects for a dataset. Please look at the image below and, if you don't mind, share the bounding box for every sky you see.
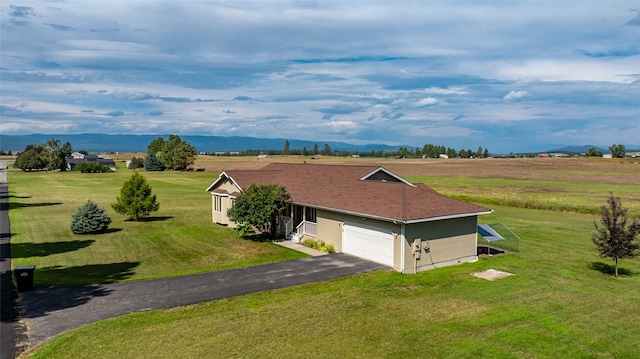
[1,1,639,153]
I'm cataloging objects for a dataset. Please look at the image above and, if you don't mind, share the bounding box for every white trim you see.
[404,210,493,224]
[360,167,417,187]
[205,171,244,193]
[304,202,492,225]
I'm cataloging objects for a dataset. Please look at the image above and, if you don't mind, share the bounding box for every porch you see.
[282,204,317,242]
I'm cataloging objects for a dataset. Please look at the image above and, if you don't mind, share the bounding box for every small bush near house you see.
[302,238,335,253]
[234,223,255,237]
[70,200,112,234]
[76,163,111,173]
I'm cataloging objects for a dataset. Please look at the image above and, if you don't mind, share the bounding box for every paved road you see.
[21,254,387,348]
[1,161,27,359]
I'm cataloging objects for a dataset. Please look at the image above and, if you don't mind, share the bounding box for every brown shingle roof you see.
[210,163,490,223]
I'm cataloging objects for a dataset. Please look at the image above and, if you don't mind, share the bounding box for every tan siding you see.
[402,216,478,273]
[210,178,241,227]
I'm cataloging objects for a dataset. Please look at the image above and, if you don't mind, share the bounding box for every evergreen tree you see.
[71,200,112,234]
[322,144,333,156]
[128,157,140,170]
[112,172,160,221]
[302,146,308,156]
[144,152,165,171]
[312,144,319,156]
[483,148,489,158]
[592,193,640,278]
[283,140,290,156]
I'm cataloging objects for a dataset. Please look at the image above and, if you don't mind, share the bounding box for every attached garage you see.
[343,223,394,266]
[206,163,492,273]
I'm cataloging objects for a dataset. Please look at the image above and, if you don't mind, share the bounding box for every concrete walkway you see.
[21,254,387,348]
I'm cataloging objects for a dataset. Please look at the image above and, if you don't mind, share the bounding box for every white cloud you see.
[504,91,528,100]
[423,87,468,95]
[1,1,639,153]
[416,97,440,106]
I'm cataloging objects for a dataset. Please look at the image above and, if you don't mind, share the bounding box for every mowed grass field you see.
[12,156,640,358]
[8,163,307,285]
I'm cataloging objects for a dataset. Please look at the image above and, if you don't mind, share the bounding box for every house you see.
[206,163,492,273]
[67,152,116,171]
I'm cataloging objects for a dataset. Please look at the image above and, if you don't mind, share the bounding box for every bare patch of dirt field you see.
[195,156,640,186]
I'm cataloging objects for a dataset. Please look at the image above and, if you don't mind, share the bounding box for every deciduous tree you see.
[14,146,46,171]
[609,144,626,158]
[592,193,640,278]
[585,147,603,157]
[227,184,290,239]
[148,135,196,171]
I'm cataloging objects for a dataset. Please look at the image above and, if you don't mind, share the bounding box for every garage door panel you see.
[343,223,393,266]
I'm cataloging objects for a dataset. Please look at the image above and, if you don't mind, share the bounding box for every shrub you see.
[70,200,112,234]
[234,224,255,237]
[302,238,335,253]
[76,162,111,173]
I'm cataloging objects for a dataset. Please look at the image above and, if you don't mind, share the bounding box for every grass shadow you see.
[588,261,635,277]
[242,233,272,243]
[9,202,62,210]
[36,261,140,285]
[11,240,95,258]
[127,216,173,222]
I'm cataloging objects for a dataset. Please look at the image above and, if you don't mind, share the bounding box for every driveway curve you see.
[21,253,388,349]
[1,161,388,350]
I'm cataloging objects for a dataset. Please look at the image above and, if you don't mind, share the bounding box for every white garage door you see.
[343,223,394,266]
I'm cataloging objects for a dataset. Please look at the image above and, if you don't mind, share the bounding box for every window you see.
[214,196,222,212]
[305,207,317,223]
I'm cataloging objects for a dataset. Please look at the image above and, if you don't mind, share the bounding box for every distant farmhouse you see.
[67,152,116,171]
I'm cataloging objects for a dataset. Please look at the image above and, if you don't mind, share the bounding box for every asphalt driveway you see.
[20,254,388,348]
[0,160,387,352]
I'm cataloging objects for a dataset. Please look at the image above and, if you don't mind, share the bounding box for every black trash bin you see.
[14,265,36,292]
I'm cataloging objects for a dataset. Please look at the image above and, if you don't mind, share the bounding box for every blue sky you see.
[1,1,639,153]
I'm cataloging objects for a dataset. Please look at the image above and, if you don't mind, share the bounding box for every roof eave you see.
[294,202,493,224]
[205,171,244,193]
[404,210,494,224]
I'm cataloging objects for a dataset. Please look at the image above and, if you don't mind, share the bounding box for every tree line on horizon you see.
[12,135,199,172]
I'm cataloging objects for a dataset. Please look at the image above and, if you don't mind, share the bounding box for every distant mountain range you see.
[0,134,404,153]
[2,134,638,155]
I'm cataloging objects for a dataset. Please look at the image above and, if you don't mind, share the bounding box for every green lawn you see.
[26,205,640,358]
[8,166,307,285]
